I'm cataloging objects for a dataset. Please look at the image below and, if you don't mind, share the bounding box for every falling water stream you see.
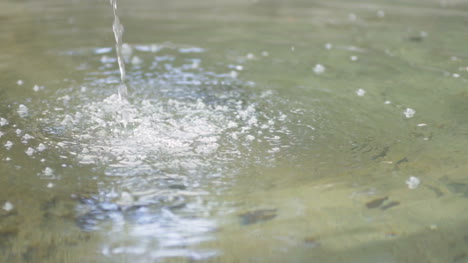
[110,0,128,100]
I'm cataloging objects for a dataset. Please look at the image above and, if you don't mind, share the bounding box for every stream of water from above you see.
[110,0,128,101]
[0,0,467,262]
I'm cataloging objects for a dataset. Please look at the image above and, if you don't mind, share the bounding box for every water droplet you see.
[313,64,325,74]
[348,13,357,21]
[350,55,358,61]
[356,89,366,96]
[21,134,34,144]
[131,56,143,65]
[406,176,420,189]
[403,108,416,118]
[17,104,29,118]
[17,80,24,86]
[384,101,391,105]
[33,85,44,92]
[230,70,238,78]
[235,65,243,71]
[0,117,8,126]
[2,202,14,212]
[37,143,47,152]
[452,73,460,78]
[246,53,255,60]
[4,141,13,150]
[261,51,269,56]
[324,43,333,50]
[377,10,385,18]
[43,167,54,176]
[25,147,35,156]
[47,183,55,188]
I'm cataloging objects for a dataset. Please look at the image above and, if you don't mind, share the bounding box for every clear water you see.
[0,0,468,262]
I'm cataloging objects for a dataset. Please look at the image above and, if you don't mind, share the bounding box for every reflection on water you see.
[0,0,468,262]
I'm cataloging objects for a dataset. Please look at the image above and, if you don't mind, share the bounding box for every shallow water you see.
[1,0,468,262]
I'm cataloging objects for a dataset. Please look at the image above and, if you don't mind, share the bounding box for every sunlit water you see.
[0,0,468,262]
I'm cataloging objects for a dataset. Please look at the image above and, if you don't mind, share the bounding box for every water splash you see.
[110,0,128,101]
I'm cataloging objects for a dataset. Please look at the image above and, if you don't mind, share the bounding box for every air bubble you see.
[356,89,366,96]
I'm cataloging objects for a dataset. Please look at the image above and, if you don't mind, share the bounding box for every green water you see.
[0,0,468,262]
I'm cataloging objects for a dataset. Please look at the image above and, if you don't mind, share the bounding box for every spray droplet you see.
[2,202,14,212]
[4,141,13,150]
[356,89,366,96]
[313,64,325,74]
[17,104,29,118]
[406,176,420,189]
[0,117,9,127]
[403,108,416,118]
